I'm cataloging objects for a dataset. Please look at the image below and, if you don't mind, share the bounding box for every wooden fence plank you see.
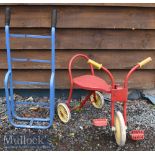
[1,5,155,29]
[0,69,154,89]
[0,50,154,69]
[1,29,155,50]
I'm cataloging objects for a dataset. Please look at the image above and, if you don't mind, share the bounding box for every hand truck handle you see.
[87,59,102,69]
[5,7,11,26]
[52,9,57,27]
[138,57,152,68]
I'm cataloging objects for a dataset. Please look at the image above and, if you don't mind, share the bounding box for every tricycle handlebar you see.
[87,59,115,88]
[87,59,102,70]
[124,57,152,88]
[138,57,152,68]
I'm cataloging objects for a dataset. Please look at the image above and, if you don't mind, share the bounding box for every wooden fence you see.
[0,4,154,89]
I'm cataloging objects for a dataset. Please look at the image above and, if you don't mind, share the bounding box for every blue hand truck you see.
[4,7,57,129]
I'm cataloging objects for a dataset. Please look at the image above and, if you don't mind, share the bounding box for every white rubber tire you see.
[114,111,126,146]
[90,91,104,109]
[57,103,71,123]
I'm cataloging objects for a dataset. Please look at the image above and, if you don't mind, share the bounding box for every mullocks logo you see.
[3,134,52,150]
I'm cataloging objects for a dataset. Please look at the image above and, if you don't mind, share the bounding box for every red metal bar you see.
[101,66,115,89]
[111,101,115,127]
[66,84,73,109]
[100,66,115,128]
[68,54,94,84]
[71,91,93,111]
[124,64,140,88]
[122,64,140,126]
[123,101,127,125]
[67,54,95,110]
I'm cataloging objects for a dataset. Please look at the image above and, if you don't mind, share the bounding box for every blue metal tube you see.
[51,27,55,74]
[11,58,51,64]
[5,26,16,117]
[15,101,49,105]
[10,34,51,39]
[49,27,56,125]
[4,71,12,123]
[10,123,52,129]
[13,81,49,86]
[30,119,33,126]
[11,113,50,121]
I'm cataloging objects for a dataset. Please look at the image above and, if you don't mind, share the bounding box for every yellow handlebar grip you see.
[138,57,152,68]
[87,59,102,69]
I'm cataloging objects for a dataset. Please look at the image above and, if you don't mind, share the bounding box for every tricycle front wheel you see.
[114,111,126,146]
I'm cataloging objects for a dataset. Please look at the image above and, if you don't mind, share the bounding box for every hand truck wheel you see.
[57,103,71,123]
[114,111,126,146]
[90,91,104,109]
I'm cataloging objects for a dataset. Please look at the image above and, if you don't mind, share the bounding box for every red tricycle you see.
[57,54,152,146]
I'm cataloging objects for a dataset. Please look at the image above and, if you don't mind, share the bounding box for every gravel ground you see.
[0,94,155,151]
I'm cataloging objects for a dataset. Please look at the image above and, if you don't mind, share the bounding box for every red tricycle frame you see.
[57,53,152,146]
[66,54,151,128]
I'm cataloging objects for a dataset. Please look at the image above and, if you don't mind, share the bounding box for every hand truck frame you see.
[4,7,57,129]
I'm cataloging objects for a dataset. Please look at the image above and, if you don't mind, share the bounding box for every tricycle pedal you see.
[92,118,107,127]
[130,130,144,140]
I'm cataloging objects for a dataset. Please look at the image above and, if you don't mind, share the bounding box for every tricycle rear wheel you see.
[57,103,71,123]
[90,91,104,109]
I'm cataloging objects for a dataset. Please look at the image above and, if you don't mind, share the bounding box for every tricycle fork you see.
[122,57,152,126]
[111,86,128,128]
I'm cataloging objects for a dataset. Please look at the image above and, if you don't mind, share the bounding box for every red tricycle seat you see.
[73,75,111,93]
